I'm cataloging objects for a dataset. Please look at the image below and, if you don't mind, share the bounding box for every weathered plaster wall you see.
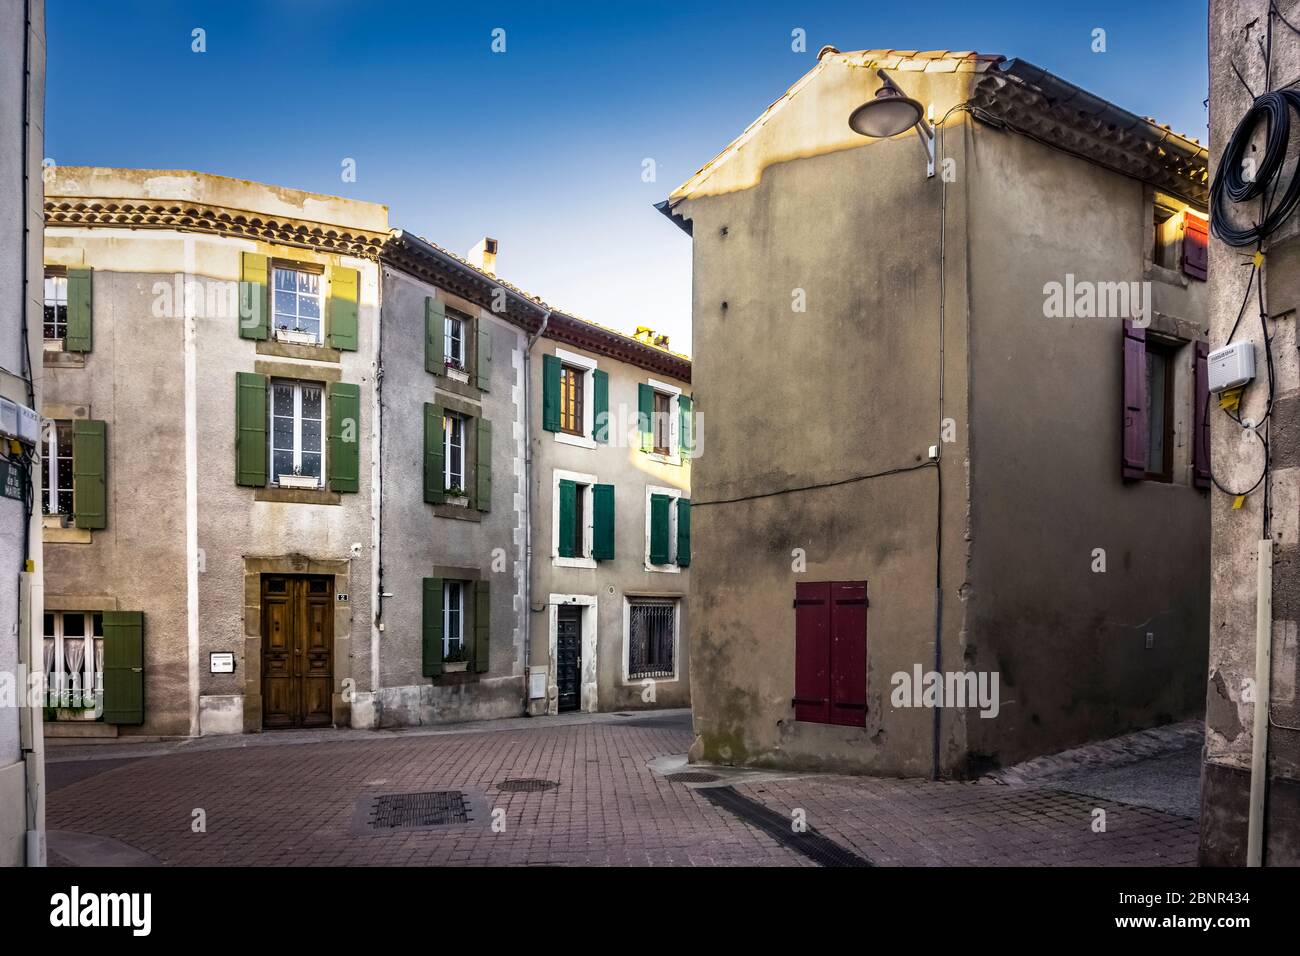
[674,61,973,776]
[963,121,1210,769]
[376,266,527,725]
[527,339,691,715]
[1204,0,1300,866]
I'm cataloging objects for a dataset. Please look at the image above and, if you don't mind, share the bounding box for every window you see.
[44,274,67,344]
[444,412,465,493]
[44,611,104,711]
[1144,344,1175,482]
[554,470,598,567]
[270,380,324,487]
[560,365,584,436]
[570,481,588,557]
[271,266,323,343]
[645,485,690,571]
[443,580,465,661]
[444,309,466,370]
[627,598,677,679]
[793,581,867,727]
[653,391,671,455]
[42,420,73,516]
[1153,204,1180,271]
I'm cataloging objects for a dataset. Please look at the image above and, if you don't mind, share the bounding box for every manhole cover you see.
[495,778,560,793]
[367,791,469,829]
[667,772,721,783]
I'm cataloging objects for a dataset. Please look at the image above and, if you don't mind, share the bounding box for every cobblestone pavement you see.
[45,711,1199,867]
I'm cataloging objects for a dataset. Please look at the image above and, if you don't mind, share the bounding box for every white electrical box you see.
[0,397,40,447]
[1208,342,1255,393]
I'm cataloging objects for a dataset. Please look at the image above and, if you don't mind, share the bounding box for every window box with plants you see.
[443,644,470,673]
[444,485,469,507]
[274,326,318,346]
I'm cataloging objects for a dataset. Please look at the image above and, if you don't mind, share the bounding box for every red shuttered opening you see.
[793,581,868,727]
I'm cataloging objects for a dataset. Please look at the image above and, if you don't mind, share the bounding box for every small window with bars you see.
[627,599,676,680]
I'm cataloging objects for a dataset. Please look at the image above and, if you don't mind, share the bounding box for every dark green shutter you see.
[593,369,609,442]
[678,393,693,457]
[102,611,143,725]
[328,382,360,493]
[593,483,615,560]
[474,580,490,673]
[422,578,444,676]
[476,324,492,391]
[649,493,671,564]
[424,403,445,504]
[638,383,654,453]
[558,479,577,557]
[65,268,93,352]
[542,354,562,431]
[676,498,691,567]
[238,253,268,340]
[475,418,492,512]
[425,297,444,375]
[327,265,359,350]
[235,372,268,486]
[72,419,106,529]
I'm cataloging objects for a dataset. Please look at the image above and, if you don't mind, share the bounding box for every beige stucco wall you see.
[528,338,691,715]
[43,168,384,737]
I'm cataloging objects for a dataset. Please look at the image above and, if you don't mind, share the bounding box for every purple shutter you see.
[828,582,868,728]
[1194,340,1211,490]
[1122,319,1147,481]
[793,582,831,724]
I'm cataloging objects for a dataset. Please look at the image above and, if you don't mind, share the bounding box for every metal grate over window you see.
[628,599,675,679]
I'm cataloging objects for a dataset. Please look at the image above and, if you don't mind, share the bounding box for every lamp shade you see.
[848,85,925,138]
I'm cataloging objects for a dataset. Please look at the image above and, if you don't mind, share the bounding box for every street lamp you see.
[848,69,936,178]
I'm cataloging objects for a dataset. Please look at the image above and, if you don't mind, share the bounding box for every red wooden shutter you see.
[1122,319,1147,481]
[1182,212,1208,281]
[829,581,868,727]
[793,582,831,724]
[1194,340,1211,490]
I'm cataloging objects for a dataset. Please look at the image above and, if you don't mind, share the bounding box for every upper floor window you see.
[1144,343,1174,482]
[44,274,68,344]
[1153,203,1181,271]
[272,266,323,344]
[43,420,73,515]
[560,365,585,436]
[653,391,672,455]
[270,379,324,488]
[443,580,465,660]
[444,412,465,493]
[445,310,466,371]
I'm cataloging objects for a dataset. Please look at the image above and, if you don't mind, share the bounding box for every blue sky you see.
[46,0,1209,353]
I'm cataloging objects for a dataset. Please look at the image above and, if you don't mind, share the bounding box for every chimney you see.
[468,237,498,275]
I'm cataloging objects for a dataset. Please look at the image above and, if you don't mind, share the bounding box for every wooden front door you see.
[556,606,582,713]
[262,575,334,729]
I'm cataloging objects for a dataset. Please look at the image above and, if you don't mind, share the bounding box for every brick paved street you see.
[45,711,1199,867]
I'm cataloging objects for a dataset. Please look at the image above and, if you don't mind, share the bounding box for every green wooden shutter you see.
[476,324,492,391]
[476,418,492,512]
[676,498,691,567]
[638,383,654,453]
[474,580,490,673]
[72,419,107,529]
[593,483,615,560]
[235,372,268,487]
[327,265,359,350]
[65,268,93,352]
[558,479,577,557]
[649,493,671,564]
[102,611,144,725]
[593,369,610,442]
[425,297,445,375]
[542,354,562,432]
[328,382,360,493]
[678,393,693,457]
[424,403,445,504]
[238,253,268,340]
[422,578,444,676]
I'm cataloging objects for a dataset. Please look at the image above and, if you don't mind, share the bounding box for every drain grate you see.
[667,771,721,783]
[496,778,560,793]
[701,787,872,868]
[367,791,470,830]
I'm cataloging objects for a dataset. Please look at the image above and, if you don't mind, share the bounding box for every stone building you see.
[661,48,1209,776]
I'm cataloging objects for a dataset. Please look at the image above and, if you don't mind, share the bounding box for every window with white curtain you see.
[44,611,103,712]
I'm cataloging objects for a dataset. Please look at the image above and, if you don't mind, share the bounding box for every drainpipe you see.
[1247,538,1273,866]
[522,309,551,715]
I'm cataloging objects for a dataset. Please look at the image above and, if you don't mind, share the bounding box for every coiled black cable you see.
[1211,88,1300,246]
